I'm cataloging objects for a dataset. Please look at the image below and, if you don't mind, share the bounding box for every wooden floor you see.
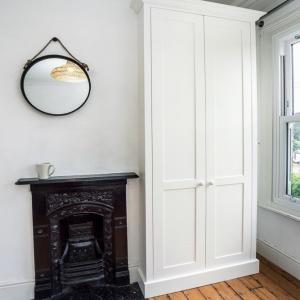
[149,255,300,300]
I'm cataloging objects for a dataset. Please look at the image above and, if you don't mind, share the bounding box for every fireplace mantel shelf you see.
[15,172,139,186]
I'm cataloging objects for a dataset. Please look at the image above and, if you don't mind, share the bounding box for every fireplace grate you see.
[60,221,105,287]
[61,258,105,286]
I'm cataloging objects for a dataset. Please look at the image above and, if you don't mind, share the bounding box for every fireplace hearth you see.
[16,173,143,300]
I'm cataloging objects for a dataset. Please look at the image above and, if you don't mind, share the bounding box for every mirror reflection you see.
[21,56,91,115]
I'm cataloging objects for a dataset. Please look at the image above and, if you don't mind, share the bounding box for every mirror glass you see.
[21,55,91,115]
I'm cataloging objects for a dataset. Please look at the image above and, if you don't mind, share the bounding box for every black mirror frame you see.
[20,54,91,116]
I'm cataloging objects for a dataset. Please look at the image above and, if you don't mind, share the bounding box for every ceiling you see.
[204,0,287,12]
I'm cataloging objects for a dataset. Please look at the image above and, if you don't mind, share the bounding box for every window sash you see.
[281,120,300,203]
[284,38,300,116]
[277,114,300,204]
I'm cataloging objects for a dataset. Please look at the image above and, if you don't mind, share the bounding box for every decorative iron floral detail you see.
[46,191,113,215]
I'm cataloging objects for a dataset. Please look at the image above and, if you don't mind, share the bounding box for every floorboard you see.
[226,278,259,300]
[183,288,206,300]
[149,255,300,300]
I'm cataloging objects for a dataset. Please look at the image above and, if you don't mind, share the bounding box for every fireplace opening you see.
[59,214,105,288]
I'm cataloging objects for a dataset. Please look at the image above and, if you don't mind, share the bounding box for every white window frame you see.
[273,25,300,218]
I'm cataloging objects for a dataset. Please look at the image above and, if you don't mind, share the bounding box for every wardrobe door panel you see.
[151,8,206,278]
[215,184,244,257]
[205,16,252,268]
[163,38,196,181]
[163,189,196,267]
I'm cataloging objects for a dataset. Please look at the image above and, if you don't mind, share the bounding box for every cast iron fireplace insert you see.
[16,172,141,300]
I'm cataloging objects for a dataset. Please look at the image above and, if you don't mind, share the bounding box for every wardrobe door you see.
[205,16,253,268]
[151,8,206,278]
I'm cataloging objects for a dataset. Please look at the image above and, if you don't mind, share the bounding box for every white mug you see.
[36,163,55,179]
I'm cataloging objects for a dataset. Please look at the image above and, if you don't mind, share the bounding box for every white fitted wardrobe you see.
[131,0,264,297]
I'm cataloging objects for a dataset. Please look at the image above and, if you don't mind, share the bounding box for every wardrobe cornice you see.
[131,0,265,22]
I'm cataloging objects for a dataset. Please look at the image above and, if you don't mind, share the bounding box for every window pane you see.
[288,122,300,198]
[293,42,300,114]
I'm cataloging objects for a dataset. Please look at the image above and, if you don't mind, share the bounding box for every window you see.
[274,30,300,214]
[284,38,300,201]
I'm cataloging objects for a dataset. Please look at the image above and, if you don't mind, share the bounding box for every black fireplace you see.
[16,173,143,300]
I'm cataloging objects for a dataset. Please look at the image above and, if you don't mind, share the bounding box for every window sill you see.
[258,203,300,222]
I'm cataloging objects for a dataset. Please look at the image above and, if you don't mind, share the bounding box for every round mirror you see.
[21,55,91,116]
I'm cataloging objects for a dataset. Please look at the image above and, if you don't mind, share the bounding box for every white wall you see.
[257,0,300,279]
[0,1,140,299]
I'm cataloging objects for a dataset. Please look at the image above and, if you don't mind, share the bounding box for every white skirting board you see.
[129,265,140,284]
[0,281,34,300]
[257,239,300,280]
[136,260,259,298]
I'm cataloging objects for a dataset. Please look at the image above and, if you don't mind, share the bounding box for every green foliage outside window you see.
[291,123,300,198]
[293,124,300,151]
[291,173,300,198]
